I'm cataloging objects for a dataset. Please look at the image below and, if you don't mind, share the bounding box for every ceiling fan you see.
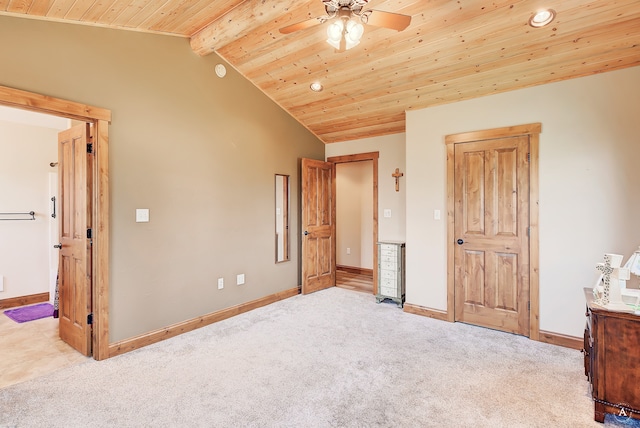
[279,0,411,51]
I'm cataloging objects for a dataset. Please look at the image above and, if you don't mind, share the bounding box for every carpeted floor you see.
[0,287,629,427]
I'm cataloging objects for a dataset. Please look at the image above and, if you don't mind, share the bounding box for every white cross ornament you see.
[595,253,630,309]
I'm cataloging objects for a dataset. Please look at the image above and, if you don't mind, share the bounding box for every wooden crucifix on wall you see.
[392,168,404,192]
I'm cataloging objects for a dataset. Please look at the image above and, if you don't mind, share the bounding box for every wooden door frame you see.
[445,123,540,340]
[327,152,379,294]
[0,84,111,360]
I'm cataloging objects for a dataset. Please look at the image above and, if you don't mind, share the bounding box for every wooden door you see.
[454,136,530,335]
[301,158,335,294]
[58,124,93,356]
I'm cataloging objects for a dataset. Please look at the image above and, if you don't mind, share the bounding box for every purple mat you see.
[4,303,54,323]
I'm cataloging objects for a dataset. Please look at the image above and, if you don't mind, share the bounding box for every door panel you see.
[302,158,335,294]
[454,136,530,336]
[58,124,92,356]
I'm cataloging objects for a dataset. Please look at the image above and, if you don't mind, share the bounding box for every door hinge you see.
[87,228,92,239]
[527,301,530,311]
[527,152,531,162]
[87,313,93,325]
[527,226,530,237]
[87,143,93,154]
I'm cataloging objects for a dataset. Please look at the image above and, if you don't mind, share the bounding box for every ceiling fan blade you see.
[279,17,323,34]
[362,10,411,31]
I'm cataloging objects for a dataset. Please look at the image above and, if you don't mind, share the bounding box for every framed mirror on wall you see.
[275,174,290,263]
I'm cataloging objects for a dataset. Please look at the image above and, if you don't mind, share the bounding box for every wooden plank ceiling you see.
[2,0,639,143]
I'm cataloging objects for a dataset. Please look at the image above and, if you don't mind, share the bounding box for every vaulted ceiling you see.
[2,0,639,143]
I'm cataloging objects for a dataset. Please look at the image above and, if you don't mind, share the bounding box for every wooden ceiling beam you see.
[189,0,325,56]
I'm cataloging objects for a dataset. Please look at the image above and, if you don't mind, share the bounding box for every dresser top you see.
[584,287,640,320]
[378,241,405,246]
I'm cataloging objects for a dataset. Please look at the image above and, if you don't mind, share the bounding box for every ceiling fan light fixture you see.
[326,17,364,50]
[326,20,344,49]
[529,9,556,28]
[344,19,364,49]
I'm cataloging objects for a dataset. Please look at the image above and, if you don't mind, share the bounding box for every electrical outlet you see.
[217,278,224,289]
[237,274,245,285]
[346,248,351,255]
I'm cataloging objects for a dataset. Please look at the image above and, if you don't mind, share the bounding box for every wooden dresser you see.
[583,288,640,423]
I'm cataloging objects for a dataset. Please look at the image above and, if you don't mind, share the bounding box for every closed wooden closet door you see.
[454,136,530,336]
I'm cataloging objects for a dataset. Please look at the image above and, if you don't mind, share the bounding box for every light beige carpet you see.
[0,287,604,427]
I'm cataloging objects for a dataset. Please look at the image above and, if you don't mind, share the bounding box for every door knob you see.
[54,243,62,249]
[304,231,309,236]
[457,239,464,245]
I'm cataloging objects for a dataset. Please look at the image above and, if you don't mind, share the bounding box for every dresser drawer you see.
[380,254,396,264]
[380,270,396,281]
[380,286,398,298]
[380,244,398,254]
[380,246,397,257]
[379,277,396,288]
[380,260,397,270]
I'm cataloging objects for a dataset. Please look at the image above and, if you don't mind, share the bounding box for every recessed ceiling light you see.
[529,9,556,28]
[310,82,323,92]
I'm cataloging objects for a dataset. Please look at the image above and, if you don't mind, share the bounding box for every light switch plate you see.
[136,209,149,223]
[237,274,245,285]
[383,209,392,218]
[434,209,441,220]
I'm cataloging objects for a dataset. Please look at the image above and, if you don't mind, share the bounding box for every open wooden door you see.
[58,124,93,356]
[301,158,335,294]
[453,135,530,336]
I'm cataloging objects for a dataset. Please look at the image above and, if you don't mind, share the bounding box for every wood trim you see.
[445,123,541,338]
[327,151,380,163]
[0,293,49,310]
[93,119,110,360]
[444,123,542,145]
[538,330,583,350]
[403,302,449,322]
[0,84,111,361]
[327,152,379,295]
[445,143,456,322]
[372,157,378,295]
[0,85,111,122]
[528,131,540,341]
[336,265,374,276]
[108,287,300,358]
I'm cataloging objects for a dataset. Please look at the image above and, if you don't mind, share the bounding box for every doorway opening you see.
[328,152,379,295]
[335,160,374,294]
[0,108,90,388]
[0,84,111,361]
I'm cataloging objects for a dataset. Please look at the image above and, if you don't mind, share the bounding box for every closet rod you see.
[0,211,36,221]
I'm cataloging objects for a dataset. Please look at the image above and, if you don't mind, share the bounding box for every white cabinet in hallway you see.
[376,241,405,308]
